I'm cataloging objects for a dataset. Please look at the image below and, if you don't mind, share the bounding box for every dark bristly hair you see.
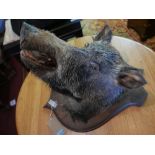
[20,23,147,122]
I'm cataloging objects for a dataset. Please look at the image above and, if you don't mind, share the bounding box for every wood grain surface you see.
[16,36,155,134]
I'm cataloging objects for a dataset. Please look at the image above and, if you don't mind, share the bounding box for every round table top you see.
[16,36,155,134]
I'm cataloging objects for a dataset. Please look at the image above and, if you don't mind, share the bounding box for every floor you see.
[0,19,155,135]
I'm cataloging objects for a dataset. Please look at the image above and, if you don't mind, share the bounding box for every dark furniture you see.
[128,19,155,41]
[1,20,83,108]
[3,19,83,57]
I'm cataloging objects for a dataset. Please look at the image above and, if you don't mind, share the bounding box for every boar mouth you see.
[20,22,58,70]
[20,49,57,69]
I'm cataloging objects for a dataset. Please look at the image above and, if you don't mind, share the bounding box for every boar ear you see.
[118,68,147,89]
[94,25,112,43]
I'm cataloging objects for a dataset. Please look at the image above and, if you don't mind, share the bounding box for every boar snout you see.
[20,22,39,49]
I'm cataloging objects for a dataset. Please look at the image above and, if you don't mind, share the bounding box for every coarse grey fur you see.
[20,23,146,122]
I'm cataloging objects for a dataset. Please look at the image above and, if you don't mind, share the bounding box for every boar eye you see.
[90,61,99,71]
[77,61,99,80]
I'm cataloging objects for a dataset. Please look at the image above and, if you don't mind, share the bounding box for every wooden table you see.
[16,36,155,134]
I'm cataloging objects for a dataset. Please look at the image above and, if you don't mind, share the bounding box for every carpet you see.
[0,57,27,134]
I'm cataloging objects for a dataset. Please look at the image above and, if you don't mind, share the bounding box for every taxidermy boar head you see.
[20,23,146,122]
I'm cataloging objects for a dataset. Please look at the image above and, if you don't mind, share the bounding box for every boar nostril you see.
[20,30,28,48]
[20,38,26,49]
[21,22,39,35]
[20,22,38,42]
